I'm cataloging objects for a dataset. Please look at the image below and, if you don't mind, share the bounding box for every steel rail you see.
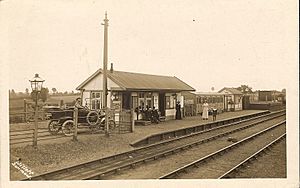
[158,120,286,179]
[41,118,285,179]
[24,112,285,180]
[140,111,285,148]
[131,110,284,147]
[218,133,286,179]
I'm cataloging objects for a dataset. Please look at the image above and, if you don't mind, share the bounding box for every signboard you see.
[185,99,194,105]
[112,101,121,111]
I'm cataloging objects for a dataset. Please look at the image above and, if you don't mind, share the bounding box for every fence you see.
[10,108,135,146]
[9,99,74,123]
[10,128,65,146]
[247,102,285,111]
[114,109,134,134]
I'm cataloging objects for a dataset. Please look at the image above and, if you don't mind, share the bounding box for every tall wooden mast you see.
[102,12,109,136]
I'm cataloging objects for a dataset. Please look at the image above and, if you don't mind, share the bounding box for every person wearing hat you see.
[74,97,84,109]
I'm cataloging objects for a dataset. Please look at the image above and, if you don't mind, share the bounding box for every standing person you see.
[212,108,218,121]
[202,101,209,120]
[176,101,182,120]
[177,101,182,120]
[175,102,179,119]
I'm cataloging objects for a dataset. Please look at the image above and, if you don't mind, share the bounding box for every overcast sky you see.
[1,0,298,93]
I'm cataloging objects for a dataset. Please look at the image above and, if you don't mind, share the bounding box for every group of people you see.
[75,97,217,122]
[135,105,160,123]
[202,100,218,121]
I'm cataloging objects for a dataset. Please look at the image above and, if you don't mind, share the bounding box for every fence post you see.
[24,99,27,122]
[73,107,78,141]
[131,109,135,132]
[33,97,38,147]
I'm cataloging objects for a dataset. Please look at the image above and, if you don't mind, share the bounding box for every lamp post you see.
[29,73,45,147]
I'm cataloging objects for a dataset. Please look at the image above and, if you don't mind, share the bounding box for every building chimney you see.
[110,63,113,73]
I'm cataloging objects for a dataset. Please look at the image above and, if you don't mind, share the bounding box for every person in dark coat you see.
[176,101,182,120]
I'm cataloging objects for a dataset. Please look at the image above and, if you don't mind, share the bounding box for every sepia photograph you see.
[0,0,298,187]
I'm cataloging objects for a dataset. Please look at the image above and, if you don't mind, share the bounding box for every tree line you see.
[9,88,80,101]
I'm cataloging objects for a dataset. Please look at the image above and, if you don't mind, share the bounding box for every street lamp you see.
[29,73,45,147]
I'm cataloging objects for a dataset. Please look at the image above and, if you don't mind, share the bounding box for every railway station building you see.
[76,68,195,120]
[218,87,243,111]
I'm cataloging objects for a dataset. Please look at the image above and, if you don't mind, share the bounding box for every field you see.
[9,94,80,111]
[9,94,80,123]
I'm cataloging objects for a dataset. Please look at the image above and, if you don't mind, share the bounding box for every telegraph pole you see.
[102,12,109,137]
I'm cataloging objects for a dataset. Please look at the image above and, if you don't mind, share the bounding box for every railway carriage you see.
[194,92,229,115]
[183,92,230,116]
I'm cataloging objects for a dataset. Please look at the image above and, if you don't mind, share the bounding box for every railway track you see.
[218,133,286,179]
[159,121,286,179]
[25,110,285,180]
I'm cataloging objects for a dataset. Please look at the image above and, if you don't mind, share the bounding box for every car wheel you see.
[48,120,61,135]
[62,120,75,136]
[86,111,100,126]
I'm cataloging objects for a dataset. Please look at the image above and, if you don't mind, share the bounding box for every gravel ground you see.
[9,110,263,180]
[178,124,286,179]
[233,137,286,178]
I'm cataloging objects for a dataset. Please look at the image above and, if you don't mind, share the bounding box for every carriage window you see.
[208,97,211,103]
[200,97,204,103]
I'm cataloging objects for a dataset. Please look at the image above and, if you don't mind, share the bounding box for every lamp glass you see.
[29,74,44,92]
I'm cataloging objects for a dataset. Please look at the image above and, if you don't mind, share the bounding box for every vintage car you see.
[47,106,116,136]
[43,106,62,120]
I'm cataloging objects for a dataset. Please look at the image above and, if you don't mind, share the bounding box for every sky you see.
[1,0,298,93]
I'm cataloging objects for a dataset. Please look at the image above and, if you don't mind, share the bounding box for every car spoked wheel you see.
[62,120,75,136]
[48,120,61,135]
[86,111,100,126]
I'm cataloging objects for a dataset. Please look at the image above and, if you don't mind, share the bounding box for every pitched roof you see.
[218,87,243,95]
[76,69,195,91]
[193,92,230,96]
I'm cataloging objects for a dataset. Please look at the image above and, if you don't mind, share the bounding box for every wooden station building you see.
[76,68,195,120]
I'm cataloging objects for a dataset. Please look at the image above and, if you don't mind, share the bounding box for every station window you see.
[132,96,138,109]
[90,91,103,110]
[165,96,175,109]
[138,92,144,98]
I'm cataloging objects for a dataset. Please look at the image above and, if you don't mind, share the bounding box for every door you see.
[122,92,131,110]
[159,93,166,116]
